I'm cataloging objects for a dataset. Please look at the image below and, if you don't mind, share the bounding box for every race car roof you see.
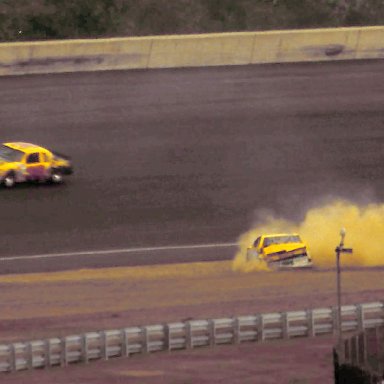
[4,142,46,153]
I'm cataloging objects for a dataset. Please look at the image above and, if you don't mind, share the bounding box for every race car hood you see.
[52,151,71,160]
[263,242,307,259]
[52,152,72,168]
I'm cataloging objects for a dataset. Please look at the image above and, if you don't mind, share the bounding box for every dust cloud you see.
[233,200,384,272]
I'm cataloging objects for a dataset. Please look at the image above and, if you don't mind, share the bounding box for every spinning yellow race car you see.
[246,233,313,269]
[0,142,73,188]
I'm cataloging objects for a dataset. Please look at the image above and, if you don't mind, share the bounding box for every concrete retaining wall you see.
[0,26,383,76]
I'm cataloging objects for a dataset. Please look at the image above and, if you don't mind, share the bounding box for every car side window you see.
[26,153,40,164]
[262,238,270,247]
[253,237,261,248]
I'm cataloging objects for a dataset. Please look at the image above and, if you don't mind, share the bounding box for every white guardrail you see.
[0,301,383,372]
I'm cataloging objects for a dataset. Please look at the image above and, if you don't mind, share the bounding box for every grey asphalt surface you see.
[0,60,383,273]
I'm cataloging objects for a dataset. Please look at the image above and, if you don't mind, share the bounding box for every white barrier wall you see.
[0,26,383,76]
[1,301,383,372]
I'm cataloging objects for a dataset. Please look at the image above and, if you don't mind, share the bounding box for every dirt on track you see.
[1,261,384,383]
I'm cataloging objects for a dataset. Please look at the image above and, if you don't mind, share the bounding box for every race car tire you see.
[50,169,63,184]
[3,172,16,188]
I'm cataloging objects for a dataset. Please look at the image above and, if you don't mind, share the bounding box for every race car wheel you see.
[3,173,16,188]
[50,169,63,184]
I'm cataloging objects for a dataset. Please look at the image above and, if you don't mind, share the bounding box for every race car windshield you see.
[263,235,302,247]
[0,145,24,162]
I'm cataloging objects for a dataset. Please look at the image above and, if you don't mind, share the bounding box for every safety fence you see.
[334,326,384,384]
[1,301,383,373]
[0,26,383,76]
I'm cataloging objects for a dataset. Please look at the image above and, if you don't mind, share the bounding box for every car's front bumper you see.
[58,166,73,175]
[269,255,313,269]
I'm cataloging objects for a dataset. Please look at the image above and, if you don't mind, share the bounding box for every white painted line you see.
[0,243,238,262]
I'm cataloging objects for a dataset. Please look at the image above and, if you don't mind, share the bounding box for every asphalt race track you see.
[0,60,383,273]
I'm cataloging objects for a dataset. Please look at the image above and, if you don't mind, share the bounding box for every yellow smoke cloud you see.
[233,200,384,272]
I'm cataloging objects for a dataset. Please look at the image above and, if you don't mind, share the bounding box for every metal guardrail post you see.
[163,324,170,351]
[60,338,66,367]
[307,309,315,337]
[10,344,16,372]
[208,320,215,347]
[357,304,365,332]
[186,322,193,349]
[256,314,264,342]
[82,334,88,364]
[26,342,33,369]
[121,329,129,357]
[282,312,289,339]
[101,331,108,360]
[44,340,50,368]
[233,317,240,344]
[142,327,149,353]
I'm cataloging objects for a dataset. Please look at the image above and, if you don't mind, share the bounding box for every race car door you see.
[25,152,46,181]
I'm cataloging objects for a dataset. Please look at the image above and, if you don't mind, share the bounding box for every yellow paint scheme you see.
[0,142,72,185]
[247,233,312,268]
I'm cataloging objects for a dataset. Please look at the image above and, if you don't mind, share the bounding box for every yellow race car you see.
[0,142,73,188]
[246,233,313,269]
